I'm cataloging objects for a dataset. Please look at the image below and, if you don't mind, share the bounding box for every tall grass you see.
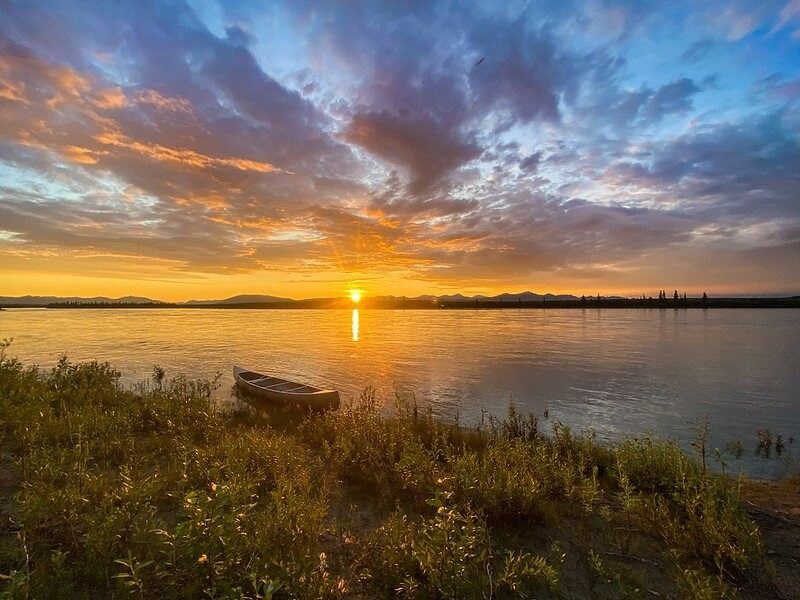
[0,347,767,598]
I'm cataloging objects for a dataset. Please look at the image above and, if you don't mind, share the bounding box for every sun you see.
[349,289,362,303]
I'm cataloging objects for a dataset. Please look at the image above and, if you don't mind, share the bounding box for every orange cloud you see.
[54,67,90,97]
[93,87,127,109]
[63,145,105,165]
[136,89,192,113]
[39,62,91,108]
[174,195,231,210]
[0,55,29,103]
[94,130,285,174]
[0,78,27,103]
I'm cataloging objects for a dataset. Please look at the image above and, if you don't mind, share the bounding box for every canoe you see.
[233,366,340,410]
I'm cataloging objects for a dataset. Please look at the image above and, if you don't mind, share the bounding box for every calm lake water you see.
[2,307,799,477]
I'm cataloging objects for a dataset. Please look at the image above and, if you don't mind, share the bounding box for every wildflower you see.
[198,554,208,564]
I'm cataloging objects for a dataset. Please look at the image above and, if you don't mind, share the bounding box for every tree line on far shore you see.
[580,291,709,302]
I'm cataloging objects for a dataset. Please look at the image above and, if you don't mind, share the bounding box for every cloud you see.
[394,193,699,284]
[642,78,702,121]
[777,0,800,35]
[519,151,543,173]
[467,18,585,124]
[93,130,285,174]
[681,39,714,62]
[0,2,361,278]
[344,111,481,193]
[135,89,192,113]
[605,112,800,224]
[576,74,706,133]
[0,0,798,294]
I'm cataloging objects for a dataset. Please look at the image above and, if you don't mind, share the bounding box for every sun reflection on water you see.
[352,308,359,341]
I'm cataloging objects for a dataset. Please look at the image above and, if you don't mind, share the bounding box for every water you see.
[2,307,799,477]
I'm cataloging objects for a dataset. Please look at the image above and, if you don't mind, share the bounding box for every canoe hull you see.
[233,366,340,410]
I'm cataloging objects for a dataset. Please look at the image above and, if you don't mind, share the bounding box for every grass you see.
[0,343,773,598]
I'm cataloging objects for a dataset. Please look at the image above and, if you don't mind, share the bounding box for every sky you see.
[1,0,799,300]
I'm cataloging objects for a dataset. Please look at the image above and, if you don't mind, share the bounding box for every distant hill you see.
[0,295,162,306]
[435,293,482,302]
[487,291,579,302]
[370,291,582,303]
[0,294,296,306]
[406,291,579,302]
[184,294,293,305]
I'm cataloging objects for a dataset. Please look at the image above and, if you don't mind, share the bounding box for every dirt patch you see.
[738,477,800,599]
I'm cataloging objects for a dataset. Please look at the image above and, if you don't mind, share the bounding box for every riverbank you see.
[0,351,798,598]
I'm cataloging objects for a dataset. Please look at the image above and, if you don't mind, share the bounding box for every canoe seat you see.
[264,381,313,392]
[252,376,284,385]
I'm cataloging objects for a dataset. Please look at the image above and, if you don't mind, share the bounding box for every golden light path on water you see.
[2,307,799,477]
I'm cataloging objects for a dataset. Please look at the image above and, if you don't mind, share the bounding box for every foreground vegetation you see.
[0,344,782,598]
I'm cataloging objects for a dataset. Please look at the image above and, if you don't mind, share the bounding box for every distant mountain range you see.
[401,291,580,302]
[0,295,161,306]
[0,294,293,306]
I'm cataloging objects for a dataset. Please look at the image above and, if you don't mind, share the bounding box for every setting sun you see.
[349,289,362,303]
